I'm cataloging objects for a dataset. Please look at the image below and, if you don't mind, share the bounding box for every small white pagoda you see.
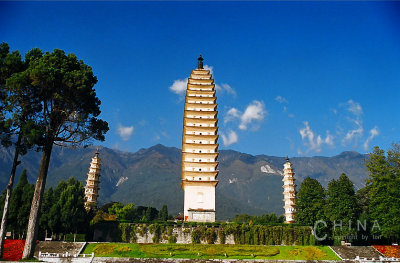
[282,156,297,223]
[181,55,219,222]
[84,151,101,210]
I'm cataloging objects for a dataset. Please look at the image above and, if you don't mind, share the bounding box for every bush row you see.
[115,222,314,245]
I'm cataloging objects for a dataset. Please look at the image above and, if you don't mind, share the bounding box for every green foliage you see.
[65,233,85,242]
[150,223,161,243]
[296,177,326,226]
[366,144,400,240]
[168,235,177,244]
[0,169,34,237]
[39,177,89,236]
[218,229,226,244]
[356,186,370,215]
[106,203,163,223]
[119,223,138,243]
[4,45,109,257]
[191,228,201,244]
[108,202,124,216]
[205,228,216,244]
[93,222,314,246]
[158,205,168,221]
[233,213,284,224]
[0,42,41,152]
[325,173,359,241]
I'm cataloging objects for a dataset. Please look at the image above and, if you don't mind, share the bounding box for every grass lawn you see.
[83,243,340,260]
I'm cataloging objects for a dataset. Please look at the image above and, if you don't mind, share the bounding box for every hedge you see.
[96,222,314,245]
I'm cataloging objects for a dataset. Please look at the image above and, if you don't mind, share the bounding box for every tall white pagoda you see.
[84,151,101,210]
[181,55,219,222]
[282,156,297,224]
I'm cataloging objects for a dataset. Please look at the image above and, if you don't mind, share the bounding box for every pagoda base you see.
[185,209,215,222]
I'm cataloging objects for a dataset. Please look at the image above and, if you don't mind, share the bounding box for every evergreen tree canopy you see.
[158,205,168,221]
[0,170,33,237]
[325,173,359,223]
[233,213,284,224]
[11,47,110,258]
[366,144,400,240]
[39,177,89,235]
[296,177,326,226]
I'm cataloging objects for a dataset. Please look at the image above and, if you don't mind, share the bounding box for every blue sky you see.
[1,1,399,157]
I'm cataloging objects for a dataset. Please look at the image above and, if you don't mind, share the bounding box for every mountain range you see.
[0,144,368,220]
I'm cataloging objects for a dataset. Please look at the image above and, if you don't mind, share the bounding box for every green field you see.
[83,243,340,260]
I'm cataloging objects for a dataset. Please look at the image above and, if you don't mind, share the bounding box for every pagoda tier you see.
[182,56,219,222]
[84,152,101,210]
[282,157,297,224]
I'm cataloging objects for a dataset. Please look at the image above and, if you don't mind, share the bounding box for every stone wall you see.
[92,222,314,245]
[93,223,234,244]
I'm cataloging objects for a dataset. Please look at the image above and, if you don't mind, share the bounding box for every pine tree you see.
[0,43,42,257]
[39,187,54,237]
[158,205,168,221]
[366,144,400,241]
[325,173,359,243]
[58,178,87,233]
[11,48,110,258]
[296,177,326,226]
[7,170,33,238]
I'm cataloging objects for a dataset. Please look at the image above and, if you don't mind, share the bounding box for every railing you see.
[355,256,400,262]
[38,251,94,260]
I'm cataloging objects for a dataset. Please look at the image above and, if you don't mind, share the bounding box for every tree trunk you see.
[0,132,22,257]
[22,138,53,259]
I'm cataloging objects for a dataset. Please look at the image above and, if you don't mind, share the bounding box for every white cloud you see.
[215,83,236,96]
[339,99,365,147]
[275,96,288,104]
[224,107,240,123]
[347,100,363,116]
[169,78,188,96]
[299,121,334,153]
[239,100,266,130]
[325,132,334,146]
[203,64,213,74]
[342,120,364,145]
[363,126,379,151]
[221,130,238,146]
[117,124,134,141]
[224,100,267,131]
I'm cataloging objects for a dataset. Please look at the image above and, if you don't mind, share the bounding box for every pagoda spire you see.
[197,54,204,69]
[282,156,297,224]
[84,151,101,211]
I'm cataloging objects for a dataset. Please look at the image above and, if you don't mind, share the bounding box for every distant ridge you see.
[0,144,367,220]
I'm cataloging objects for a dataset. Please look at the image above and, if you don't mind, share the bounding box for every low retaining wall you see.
[92,222,314,246]
[93,224,234,244]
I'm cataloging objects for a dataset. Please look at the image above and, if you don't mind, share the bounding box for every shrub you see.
[218,229,226,244]
[65,234,85,242]
[205,228,216,244]
[93,244,117,255]
[168,235,177,243]
[191,229,201,244]
[117,246,131,253]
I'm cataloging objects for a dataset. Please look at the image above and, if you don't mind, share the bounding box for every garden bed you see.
[373,245,400,258]
[3,239,25,261]
[83,243,339,260]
